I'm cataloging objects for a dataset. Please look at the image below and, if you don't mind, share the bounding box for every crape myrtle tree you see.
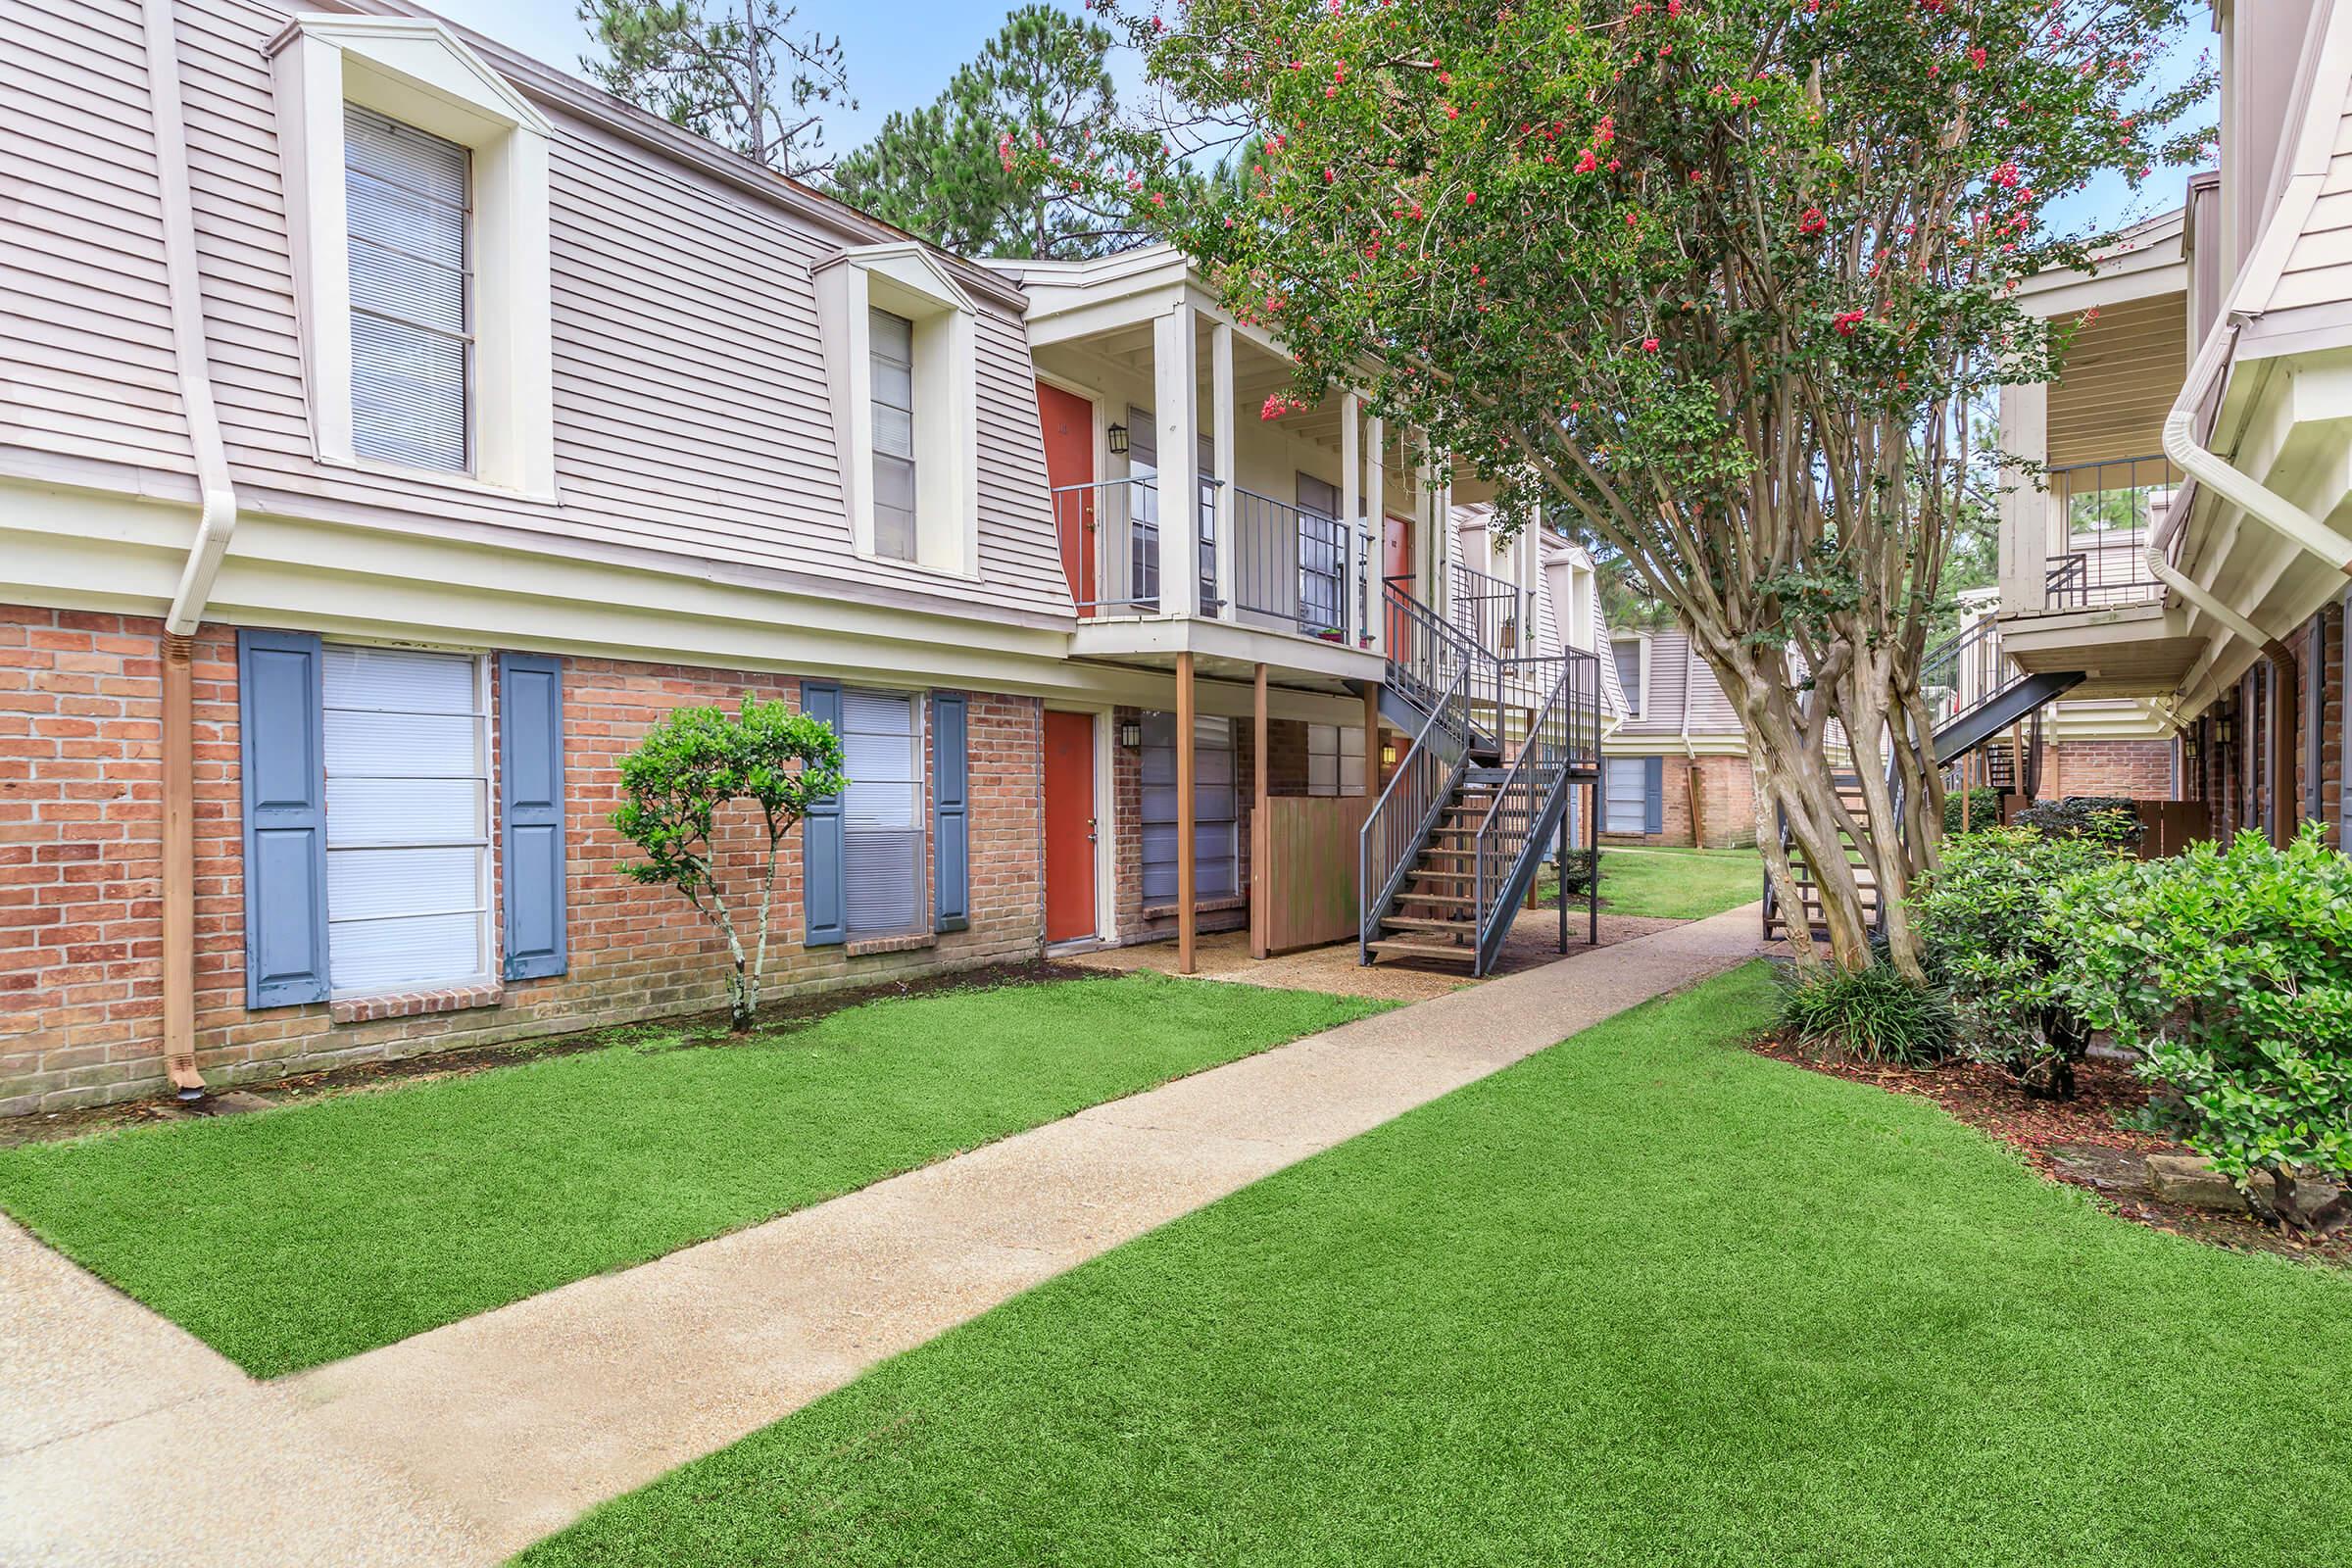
[612,696,846,1030]
[1059,0,2204,976]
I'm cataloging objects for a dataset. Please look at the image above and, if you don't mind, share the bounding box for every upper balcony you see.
[999,247,1443,692]
[1995,212,2210,697]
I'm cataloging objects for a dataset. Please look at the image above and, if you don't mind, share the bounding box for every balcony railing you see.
[1447,562,1527,655]
[1051,474,1376,646]
[2043,455,2180,610]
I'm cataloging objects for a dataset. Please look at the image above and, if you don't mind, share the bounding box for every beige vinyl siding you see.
[0,0,193,474]
[140,0,1073,622]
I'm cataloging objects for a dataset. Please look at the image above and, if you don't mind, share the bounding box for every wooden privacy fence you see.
[1251,796,1374,956]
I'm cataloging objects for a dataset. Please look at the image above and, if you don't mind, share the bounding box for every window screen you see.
[321,644,489,993]
[870,309,917,561]
[1141,712,1239,903]
[345,105,470,471]
[1613,643,1643,716]
[1306,724,1366,797]
[1603,757,1649,836]
[842,688,924,934]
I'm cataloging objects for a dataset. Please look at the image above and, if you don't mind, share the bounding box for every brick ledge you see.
[330,983,505,1025]
[845,932,938,958]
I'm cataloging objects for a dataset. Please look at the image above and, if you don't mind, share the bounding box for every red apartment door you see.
[1043,710,1098,943]
[1383,513,1415,651]
[1037,381,1097,614]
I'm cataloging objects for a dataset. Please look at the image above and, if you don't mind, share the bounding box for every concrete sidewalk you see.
[0,905,1769,1567]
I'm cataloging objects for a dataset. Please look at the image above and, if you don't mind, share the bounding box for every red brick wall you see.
[2042,738,2175,800]
[1,606,1045,1113]
[1598,754,1756,849]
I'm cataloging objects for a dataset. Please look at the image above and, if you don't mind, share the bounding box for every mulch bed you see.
[0,959,1097,1150]
[1749,1037,2352,1267]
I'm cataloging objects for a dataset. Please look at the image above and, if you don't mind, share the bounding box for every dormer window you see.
[813,244,982,576]
[869,308,918,561]
[344,106,471,472]
[1614,638,1645,718]
[270,15,555,498]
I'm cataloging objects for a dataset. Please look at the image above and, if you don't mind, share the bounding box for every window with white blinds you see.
[1141,712,1239,904]
[870,309,917,561]
[345,104,471,472]
[1306,724,1366,797]
[1613,642,1644,717]
[321,645,490,994]
[842,688,925,935]
[1604,757,1649,836]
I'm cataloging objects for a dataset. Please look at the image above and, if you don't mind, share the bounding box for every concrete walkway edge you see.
[0,905,1770,1567]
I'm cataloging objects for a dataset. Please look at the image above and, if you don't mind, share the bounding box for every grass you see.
[522,963,2352,1568]
[0,975,1385,1376]
[1540,844,1763,920]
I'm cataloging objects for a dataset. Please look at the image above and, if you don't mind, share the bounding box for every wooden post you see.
[1687,760,1706,848]
[1210,319,1236,618]
[1251,662,1270,959]
[1176,650,1198,973]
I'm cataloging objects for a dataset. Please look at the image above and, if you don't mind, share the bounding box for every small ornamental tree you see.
[612,696,846,1031]
[1060,0,2205,976]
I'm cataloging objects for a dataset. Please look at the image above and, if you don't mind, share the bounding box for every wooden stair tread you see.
[1365,938,1480,963]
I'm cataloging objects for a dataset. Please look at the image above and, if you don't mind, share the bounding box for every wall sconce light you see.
[1118,718,1143,749]
[1106,422,1130,456]
[2216,716,2235,747]
[1381,741,1398,768]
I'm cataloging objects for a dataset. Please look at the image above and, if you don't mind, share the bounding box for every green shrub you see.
[2012,795,2145,848]
[2055,826,2352,1231]
[1775,963,1958,1067]
[1554,848,1598,897]
[1941,784,2003,837]
[1912,825,2128,1099]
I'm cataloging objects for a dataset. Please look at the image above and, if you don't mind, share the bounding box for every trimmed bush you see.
[1912,825,2128,1099]
[1554,848,1599,897]
[1941,784,2003,837]
[2055,826,2352,1230]
[1775,963,1958,1068]
[2012,795,2145,848]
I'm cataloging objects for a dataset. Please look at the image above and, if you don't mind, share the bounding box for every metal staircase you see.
[1763,614,2085,940]
[1360,581,1600,974]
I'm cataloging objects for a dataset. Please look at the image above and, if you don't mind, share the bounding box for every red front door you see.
[1043,710,1098,943]
[1383,513,1415,650]
[1036,381,1097,614]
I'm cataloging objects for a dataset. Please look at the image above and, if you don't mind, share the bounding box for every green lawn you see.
[0,975,1384,1376]
[523,963,2352,1568]
[1596,844,1763,919]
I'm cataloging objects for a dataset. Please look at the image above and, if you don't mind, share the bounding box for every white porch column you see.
[1341,391,1361,643]
[1154,302,1202,617]
[1210,318,1236,619]
[1998,381,2048,616]
[1366,415,1387,657]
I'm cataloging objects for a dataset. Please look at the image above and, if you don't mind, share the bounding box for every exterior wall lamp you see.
[1118,718,1143,749]
[1106,422,1130,456]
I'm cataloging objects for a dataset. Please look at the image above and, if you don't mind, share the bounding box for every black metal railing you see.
[1054,474,1370,643]
[1359,660,1476,961]
[1472,651,1600,972]
[2042,455,2179,610]
[1448,561,1525,655]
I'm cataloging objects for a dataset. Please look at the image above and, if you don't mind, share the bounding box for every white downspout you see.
[146,0,238,1096]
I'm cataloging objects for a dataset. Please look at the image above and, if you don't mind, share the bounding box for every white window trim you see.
[321,642,495,999]
[270,16,556,500]
[813,244,983,579]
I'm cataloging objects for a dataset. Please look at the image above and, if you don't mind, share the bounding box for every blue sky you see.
[429,0,2215,236]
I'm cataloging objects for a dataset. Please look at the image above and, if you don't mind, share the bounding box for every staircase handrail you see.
[1469,650,1599,972]
[1360,657,1476,961]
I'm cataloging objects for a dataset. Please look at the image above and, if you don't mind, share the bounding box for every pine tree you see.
[833,6,1141,259]
[580,0,855,179]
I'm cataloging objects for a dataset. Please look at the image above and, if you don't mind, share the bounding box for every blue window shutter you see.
[804,681,846,946]
[933,692,969,932]
[1642,755,1665,835]
[498,653,567,980]
[238,628,330,1007]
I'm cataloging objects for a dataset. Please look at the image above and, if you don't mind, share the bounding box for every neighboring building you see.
[1992,0,2352,849]
[2,0,1603,1112]
[1594,629,1760,849]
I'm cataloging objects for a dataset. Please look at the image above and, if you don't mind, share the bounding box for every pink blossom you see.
[1641,337,1659,353]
